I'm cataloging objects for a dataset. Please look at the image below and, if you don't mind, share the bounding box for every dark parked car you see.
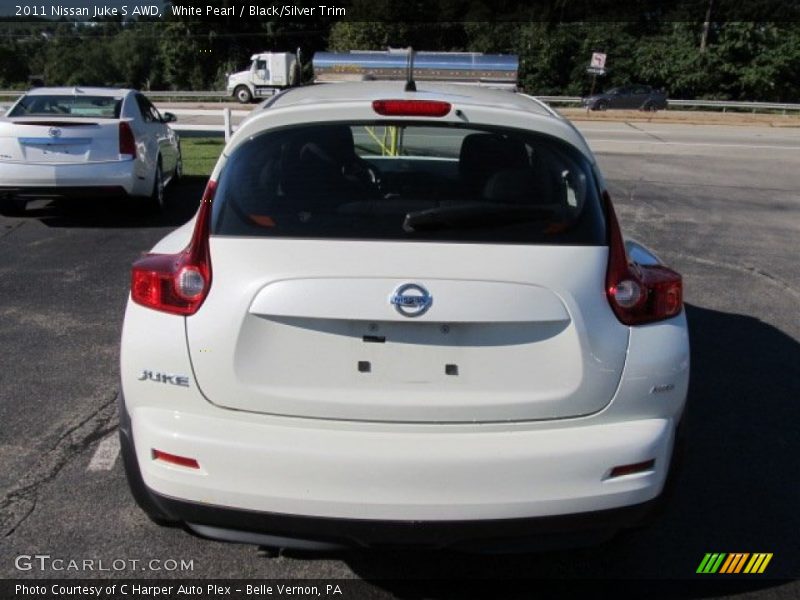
[582,85,668,111]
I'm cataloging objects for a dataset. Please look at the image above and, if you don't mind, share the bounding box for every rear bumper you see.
[127,402,675,526]
[0,185,129,199]
[0,159,141,197]
[156,491,659,550]
[119,287,688,548]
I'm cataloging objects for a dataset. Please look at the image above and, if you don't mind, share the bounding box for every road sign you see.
[590,52,607,69]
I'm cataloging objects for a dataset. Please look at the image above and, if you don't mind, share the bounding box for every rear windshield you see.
[212,123,605,245]
[9,95,122,118]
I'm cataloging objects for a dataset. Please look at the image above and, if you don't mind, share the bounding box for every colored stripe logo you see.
[697,553,773,574]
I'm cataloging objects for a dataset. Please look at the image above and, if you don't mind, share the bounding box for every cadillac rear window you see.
[9,95,123,118]
[212,123,606,245]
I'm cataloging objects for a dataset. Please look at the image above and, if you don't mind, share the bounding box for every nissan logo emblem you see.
[390,283,432,317]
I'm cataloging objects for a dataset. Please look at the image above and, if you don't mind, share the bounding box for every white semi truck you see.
[226,52,300,103]
[227,49,519,103]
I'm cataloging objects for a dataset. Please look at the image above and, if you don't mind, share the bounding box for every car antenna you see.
[404,47,416,92]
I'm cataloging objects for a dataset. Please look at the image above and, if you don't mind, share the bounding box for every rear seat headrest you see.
[459,133,529,189]
[483,169,539,204]
[289,125,357,166]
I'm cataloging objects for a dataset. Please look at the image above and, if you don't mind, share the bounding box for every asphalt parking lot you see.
[0,122,798,596]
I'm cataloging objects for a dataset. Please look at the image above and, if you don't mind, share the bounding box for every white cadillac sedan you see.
[0,87,181,213]
[119,82,689,550]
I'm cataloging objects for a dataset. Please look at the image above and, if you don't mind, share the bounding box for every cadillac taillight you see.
[118,121,137,158]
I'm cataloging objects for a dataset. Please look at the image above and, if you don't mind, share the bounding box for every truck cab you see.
[227,52,298,103]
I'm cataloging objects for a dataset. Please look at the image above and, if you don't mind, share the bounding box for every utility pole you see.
[700,0,713,52]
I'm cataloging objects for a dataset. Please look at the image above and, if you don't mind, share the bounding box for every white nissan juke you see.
[119,82,689,550]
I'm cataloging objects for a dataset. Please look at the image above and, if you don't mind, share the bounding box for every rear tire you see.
[234,85,253,104]
[173,151,183,183]
[145,162,165,214]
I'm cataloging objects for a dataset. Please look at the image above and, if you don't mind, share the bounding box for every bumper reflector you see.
[608,459,655,479]
[152,449,200,469]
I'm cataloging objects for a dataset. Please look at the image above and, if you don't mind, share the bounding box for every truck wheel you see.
[234,86,252,104]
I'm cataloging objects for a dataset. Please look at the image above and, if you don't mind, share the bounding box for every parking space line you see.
[87,433,120,471]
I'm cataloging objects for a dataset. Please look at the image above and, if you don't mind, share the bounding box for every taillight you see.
[130,180,216,315]
[372,99,452,117]
[604,191,683,325]
[119,121,137,158]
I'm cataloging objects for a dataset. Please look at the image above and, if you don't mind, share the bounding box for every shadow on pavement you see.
[325,303,798,595]
[0,175,208,228]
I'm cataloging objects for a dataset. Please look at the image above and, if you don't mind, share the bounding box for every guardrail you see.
[2,89,799,113]
[3,91,800,139]
[537,96,800,114]
[147,91,229,98]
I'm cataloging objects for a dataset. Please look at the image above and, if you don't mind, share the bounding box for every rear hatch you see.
[185,120,628,423]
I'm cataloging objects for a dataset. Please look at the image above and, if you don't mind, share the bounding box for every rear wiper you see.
[403,203,556,232]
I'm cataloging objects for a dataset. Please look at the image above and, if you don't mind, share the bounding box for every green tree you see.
[110,24,162,88]
[708,22,800,101]
[0,43,29,87]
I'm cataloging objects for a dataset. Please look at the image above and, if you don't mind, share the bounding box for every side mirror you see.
[161,112,177,123]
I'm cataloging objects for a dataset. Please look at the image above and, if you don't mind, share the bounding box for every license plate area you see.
[240,316,569,387]
[20,138,91,160]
